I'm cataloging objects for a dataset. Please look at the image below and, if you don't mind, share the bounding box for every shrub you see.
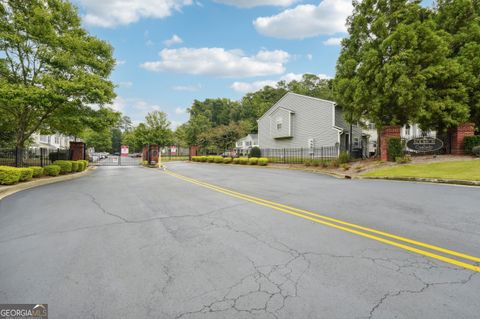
[53,160,72,174]
[198,156,207,162]
[320,160,329,168]
[223,157,233,164]
[239,157,249,165]
[395,155,412,164]
[44,165,61,176]
[18,168,34,182]
[464,136,480,154]
[472,145,480,157]
[312,160,320,167]
[77,161,85,172]
[233,158,240,164]
[304,159,312,167]
[214,156,223,163]
[207,156,215,163]
[248,157,258,165]
[142,161,149,166]
[257,158,269,166]
[338,151,350,164]
[82,160,89,168]
[0,166,21,185]
[249,146,261,158]
[31,166,44,178]
[341,164,351,171]
[388,138,404,162]
[70,161,79,172]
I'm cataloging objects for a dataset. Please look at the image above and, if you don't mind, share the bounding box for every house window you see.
[40,135,48,143]
[368,123,376,130]
[54,135,60,144]
[354,138,359,148]
[276,118,283,130]
[246,141,252,147]
[405,124,411,136]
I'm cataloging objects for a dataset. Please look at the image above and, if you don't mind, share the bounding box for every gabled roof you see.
[257,92,336,122]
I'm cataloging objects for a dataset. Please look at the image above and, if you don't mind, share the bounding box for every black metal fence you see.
[198,146,340,164]
[0,148,71,167]
[161,146,190,161]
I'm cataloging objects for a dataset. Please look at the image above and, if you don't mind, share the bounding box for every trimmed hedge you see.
[31,166,44,178]
[0,166,21,185]
[77,161,85,172]
[388,138,405,162]
[70,161,79,172]
[18,168,34,182]
[44,165,61,176]
[233,158,240,164]
[207,156,215,163]
[223,157,233,164]
[258,158,269,166]
[238,157,249,165]
[464,136,480,154]
[249,147,261,158]
[248,158,258,165]
[53,160,72,174]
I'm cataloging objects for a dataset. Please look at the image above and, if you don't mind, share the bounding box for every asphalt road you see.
[0,162,479,318]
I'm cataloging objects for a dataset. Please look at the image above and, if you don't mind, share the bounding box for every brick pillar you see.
[450,123,475,155]
[69,142,85,161]
[380,125,401,161]
[189,145,198,161]
[142,145,149,162]
[149,144,159,164]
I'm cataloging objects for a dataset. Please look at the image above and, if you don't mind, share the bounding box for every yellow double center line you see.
[165,170,480,272]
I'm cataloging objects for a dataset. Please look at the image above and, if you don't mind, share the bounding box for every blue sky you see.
[74,0,433,127]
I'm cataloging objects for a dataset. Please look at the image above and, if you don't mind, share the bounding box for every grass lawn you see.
[362,160,480,181]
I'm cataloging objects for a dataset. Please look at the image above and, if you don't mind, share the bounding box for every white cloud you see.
[118,81,133,88]
[323,37,343,46]
[141,48,289,77]
[172,84,202,91]
[254,0,352,39]
[306,54,313,61]
[163,34,184,47]
[175,107,187,114]
[78,0,194,27]
[231,73,331,93]
[116,59,126,65]
[214,0,296,8]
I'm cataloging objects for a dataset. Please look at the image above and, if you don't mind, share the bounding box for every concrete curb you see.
[0,166,97,201]
[358,176,480,187]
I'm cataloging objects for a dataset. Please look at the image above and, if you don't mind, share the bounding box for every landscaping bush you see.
[320,160,329,168]
[304,159,312,167]
[53,160,72,174]
[18,168,34,182]
[472,146,480,157]
[239,157,249,165]
[198,156,207,162]
[31,166,44,178]
[223,157,233,164]
[387,138,404,162]
[338,151,350,164]
[233,158,240,164]
[248,157,258,165]
[192,156,199,162]
[70,161,79,172]
[0,166,21,185]
[312,160,320,167]
[82,160,89,168]
[214,156,223,163]
[395,155,412,164]
[464,136,480,154]
[44,165,61,176]
[257,158,269,166]
[249,147,261,158]
[77,161,85,172]
[207,156,215,163]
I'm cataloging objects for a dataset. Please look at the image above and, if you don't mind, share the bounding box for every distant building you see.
[235,134,259,155]
[30,133,77,150]
[257,92,363,154]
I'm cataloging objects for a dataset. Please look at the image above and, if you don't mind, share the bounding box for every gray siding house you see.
[257,93,362,152]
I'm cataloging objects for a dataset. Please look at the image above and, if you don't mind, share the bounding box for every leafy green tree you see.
[0,0,116,148]
[334,0,469,132]
[143,110,174,146]
[184,114,212,146]
[82,128,112,152]
[198,122,250,150]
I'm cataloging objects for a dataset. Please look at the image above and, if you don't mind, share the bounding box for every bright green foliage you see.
[0,166,21,185]
[233,158,240,164]
[223,157,233,164]
[44,165,61,176]
[213,156,223,163]
[464,136,480,153]
[249,147,261,158]
[388,138,405,162]
[76,161,85,172]
[18,168,34,182]
[248,158,258,165]
[53,160,72,174]
[238,157,249,165]
[31,166,44,177]
[198,122,250,150]
[0,0,116,148]
[82,128,113,153]
[70,161,79,173]
[257,158,269,166]
[335,0,469,132]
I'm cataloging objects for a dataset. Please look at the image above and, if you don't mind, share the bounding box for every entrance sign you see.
[406,137,443,152]
[171,146,177,154]
[121,145,129,156]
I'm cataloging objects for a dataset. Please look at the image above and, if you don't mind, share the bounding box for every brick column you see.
[149,144,159,164]
[69,142,85,161]
[380,125,401,161]
[450,123,475,155]
[189,145,199,161]
[142,145,149,162]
